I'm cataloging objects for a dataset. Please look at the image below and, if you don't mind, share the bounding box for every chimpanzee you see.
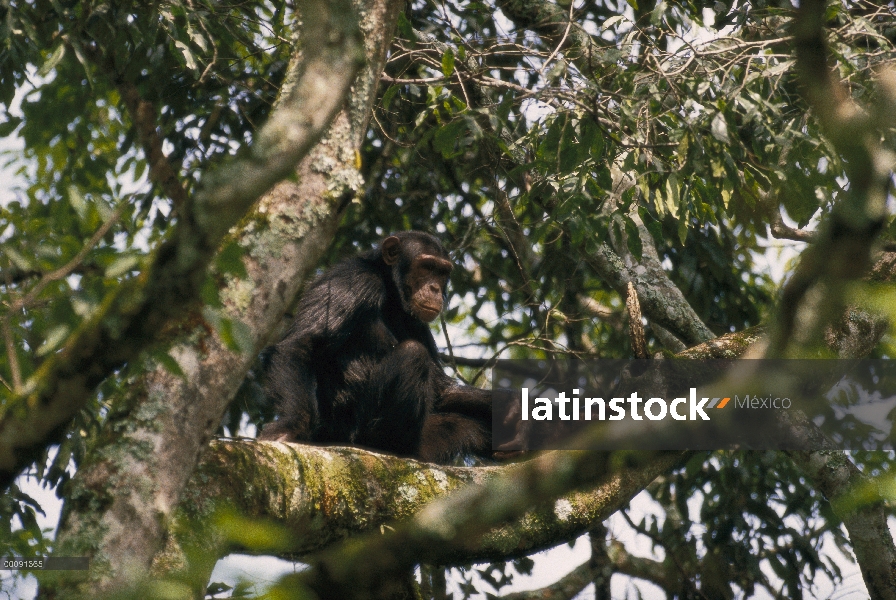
[259,231,499,464]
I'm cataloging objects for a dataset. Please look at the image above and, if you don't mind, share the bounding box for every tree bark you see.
[0,0,364,491]
[41,1,404,597]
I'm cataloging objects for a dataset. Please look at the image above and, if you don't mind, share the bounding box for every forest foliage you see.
[2,0,896,598]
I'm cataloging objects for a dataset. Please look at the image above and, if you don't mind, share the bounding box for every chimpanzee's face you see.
[381,235,453,323]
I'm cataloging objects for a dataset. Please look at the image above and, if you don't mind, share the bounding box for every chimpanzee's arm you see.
[436,382,493,419]
[432,374,525,461]
[258,336,320,441]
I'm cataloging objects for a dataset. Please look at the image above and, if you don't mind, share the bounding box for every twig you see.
[769,219,815,243]
[380,74,451,84]
[2,317,21,392]
[118,83,190,209]
[537,1,575,77]
[439,312,469,384]
[8,203,126,314]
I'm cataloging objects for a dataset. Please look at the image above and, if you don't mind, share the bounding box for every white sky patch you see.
[0,75,31,208]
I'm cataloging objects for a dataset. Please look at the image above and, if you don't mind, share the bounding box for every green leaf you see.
[639,207,663,242]
[68,186,88,220]
[677,213,688,245]
[677,134,688,166]
[37,325,71,357]
[187,27,209,52]
[664,175,680,218]
[155,351,186,379]
[5,247,35,271]
[711,113,730,144]
[216,316,253,354]
[558,144,579,173]
[650,1,667,26]
[382,85,399,111]
[216,241,248,279]
[38,44,66,77]
[397,12,415,40]
[0,116,22,137]
[601,15,625,31]
[174,40,197,71]
[201,277,223,308]
[579,118,603,160]
[594,165,612,190]
[624,216,642,260]
[94,197,115,222]
[637,177,650,203]
[106,254,140,278]
[721,181,732,209]
[824,2,841,21]
[433,119,466,158]
[496,92,513,125]
[441,48,455,77]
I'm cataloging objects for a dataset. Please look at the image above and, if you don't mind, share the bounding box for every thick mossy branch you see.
[191,442,493,556]
[183,442,687,570]
[244,448,690,599]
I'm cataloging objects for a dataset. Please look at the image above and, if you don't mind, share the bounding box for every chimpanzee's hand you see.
[491,389,529,460]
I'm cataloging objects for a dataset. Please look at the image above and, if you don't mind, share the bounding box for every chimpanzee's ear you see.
[381,236,401,266]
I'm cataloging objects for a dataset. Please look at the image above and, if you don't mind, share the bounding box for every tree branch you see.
[178,443,686,573]
[117,82,190,209]
[770,211,896,252]
[676,326,766,359]
[45,1,401,596]
[197,443,690,599]
[783,412,896,598]
[761,7,896,594]
[498,558,597,600]
[0,0,363,500]
[768,0,890,357]
[585,241,714,346]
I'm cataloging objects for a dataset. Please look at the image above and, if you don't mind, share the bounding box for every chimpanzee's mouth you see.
[417,305,441,321]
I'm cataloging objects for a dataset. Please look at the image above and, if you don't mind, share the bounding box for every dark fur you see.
[260,232,493,464]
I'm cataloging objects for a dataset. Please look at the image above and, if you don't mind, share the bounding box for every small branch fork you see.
[769,215,896,252]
